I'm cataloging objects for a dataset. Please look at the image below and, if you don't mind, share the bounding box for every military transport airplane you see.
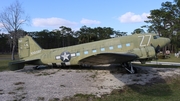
[9,33,170,73]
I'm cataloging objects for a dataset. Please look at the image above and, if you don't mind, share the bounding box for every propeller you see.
[151,44,160,54]
[155,45,160,53]
[150,44,162,66]
[151,44,161,61]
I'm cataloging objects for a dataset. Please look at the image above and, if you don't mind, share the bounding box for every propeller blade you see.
[155,45,160,53]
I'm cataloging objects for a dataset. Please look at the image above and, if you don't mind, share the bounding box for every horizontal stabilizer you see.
[9,59,40,70]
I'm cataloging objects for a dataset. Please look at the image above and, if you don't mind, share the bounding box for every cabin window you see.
[153,35,159,39]
[84,50,88,54]
[76,52,80,56]
[101,48,105,51]
[109,46,113,50]
[118,44,122,48]
[92,49,97,53]
[126,43,130,47]
[71,53,76,57]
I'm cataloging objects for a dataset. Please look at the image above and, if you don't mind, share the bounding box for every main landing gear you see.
[121,62,137,74]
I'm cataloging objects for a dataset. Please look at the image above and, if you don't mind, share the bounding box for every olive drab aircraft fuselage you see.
[9,33,170,73]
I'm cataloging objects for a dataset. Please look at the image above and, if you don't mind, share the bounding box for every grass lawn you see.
[0,54,18,71]
[0,54,18,60]
[0,60,11,71]
[157,53,180,62]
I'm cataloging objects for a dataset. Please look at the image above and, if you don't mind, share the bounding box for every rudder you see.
[18,35,42,59]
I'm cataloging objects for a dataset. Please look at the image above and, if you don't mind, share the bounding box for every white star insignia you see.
[61,52,70,61]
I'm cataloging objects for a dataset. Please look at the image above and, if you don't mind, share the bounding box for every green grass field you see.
[0,54,18,71]
[0,60,11,71]
[157,54,180,62]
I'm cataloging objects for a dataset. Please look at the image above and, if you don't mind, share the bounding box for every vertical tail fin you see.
[18,35,42,59]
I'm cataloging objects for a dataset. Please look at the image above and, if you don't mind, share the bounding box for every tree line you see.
[143,0,180,52]
[0,25,127,53]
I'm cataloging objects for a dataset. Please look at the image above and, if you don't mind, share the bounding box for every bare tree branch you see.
[0,0,29,60]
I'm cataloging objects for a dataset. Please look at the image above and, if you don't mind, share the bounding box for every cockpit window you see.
[153,35,160,39]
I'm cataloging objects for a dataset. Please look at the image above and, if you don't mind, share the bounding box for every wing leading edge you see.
[78,53,138,65]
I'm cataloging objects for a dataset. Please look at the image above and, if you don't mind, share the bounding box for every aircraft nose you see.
[166,38,171,44]
[162,38,170,47]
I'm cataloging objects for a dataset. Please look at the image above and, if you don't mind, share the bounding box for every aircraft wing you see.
[78,53,138,65]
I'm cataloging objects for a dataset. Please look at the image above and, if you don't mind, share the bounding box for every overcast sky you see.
[0,0,174,34]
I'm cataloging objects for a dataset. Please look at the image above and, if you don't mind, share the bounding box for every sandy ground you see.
[0,65,180,101]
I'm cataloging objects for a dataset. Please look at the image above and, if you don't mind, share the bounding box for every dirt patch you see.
[0,66,180,100]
